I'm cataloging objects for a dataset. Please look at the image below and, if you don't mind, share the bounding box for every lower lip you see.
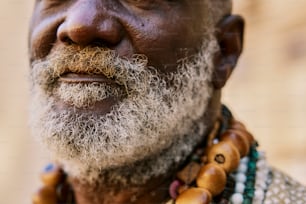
[56,73,123,114]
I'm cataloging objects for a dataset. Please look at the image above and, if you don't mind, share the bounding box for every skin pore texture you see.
[28,0,244,203]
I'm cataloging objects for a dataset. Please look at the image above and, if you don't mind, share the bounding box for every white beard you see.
[29,35,219,184]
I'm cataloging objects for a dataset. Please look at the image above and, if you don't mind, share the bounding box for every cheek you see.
[29,12,65,62]
[131,15,203,73]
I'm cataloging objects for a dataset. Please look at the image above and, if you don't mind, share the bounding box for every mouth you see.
[59,73,119,85]
[55,72,126,114]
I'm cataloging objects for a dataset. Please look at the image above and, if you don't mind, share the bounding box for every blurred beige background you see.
[0,1,305,203]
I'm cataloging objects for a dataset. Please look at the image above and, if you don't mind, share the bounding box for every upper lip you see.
[59,73,118,84]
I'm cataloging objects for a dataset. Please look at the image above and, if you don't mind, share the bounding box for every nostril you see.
[57,22,70,43]
[62,37,74,45]
[92,40,106,47]
[91,39,119,48]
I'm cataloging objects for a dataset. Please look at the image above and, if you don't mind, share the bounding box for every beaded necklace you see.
[32,106,270,204]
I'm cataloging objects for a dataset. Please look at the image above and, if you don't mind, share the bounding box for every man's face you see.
[29,0,218,179]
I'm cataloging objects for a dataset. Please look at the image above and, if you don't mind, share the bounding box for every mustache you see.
[30,45,151,89]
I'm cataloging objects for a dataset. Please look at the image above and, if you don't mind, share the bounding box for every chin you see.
[54,96,122,116]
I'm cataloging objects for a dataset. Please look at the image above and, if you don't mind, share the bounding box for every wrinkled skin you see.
[29,0,244,203]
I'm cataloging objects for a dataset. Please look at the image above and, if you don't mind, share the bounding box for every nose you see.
[57,1,124,47]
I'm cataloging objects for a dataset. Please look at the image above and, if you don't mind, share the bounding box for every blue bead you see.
[44,163,54,172]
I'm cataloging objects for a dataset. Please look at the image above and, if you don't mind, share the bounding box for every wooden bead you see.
[40,167,63,187]
[242,129,255,145]
[177,162,201,184]
[229,121,254,145]
[196,163,226,196]
[230,120,246,131]
[32,186,57,204]
[230,129,254,146]
[207,141,240,173]
[176,188,212,204]
[178,185,189,194]
[220,130,250,157]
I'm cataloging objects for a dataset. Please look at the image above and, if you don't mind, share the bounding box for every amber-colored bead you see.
[207,141,240,173]
[229,121,254,145]
[40,167,63,187]
[32,186,57,204]
[242,129,255,145]
[230,129,254,146]
[220,130,250,157]
[229,120,246,131]
[177,162,201,184]
[196,163,226,196]
[176,188,212,204]
[178,185,189,194]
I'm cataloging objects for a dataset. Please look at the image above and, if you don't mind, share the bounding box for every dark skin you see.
[29,0,244,203]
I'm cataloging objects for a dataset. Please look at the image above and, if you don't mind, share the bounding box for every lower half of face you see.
[29,34,218,181]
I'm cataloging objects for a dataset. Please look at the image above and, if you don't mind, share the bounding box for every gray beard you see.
[29,35,219,185]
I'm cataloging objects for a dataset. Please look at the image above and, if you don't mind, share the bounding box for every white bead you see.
[235,182,245,193]
[254,189,264,200]
[231,193,244,204]
[241,157,249,164]
[256,160,266,168]
[258,151,266,158]
[263,168,270,176]
[255,172,265,181]
[237,163,248,173]
[236,173,247,183]
[256,180,267,189]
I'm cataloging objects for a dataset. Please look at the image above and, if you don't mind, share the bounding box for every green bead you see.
[191,155,200,162]
[246,181,254,187]
[253,153,259,159]
[247,189,254,196]
[247,174,255,178]
[248,162,256,170]
[243,197,253,204]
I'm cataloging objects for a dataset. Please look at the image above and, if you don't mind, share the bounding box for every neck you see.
[67,93,221,204]
[68,133,208,204]
[70,174,172,204]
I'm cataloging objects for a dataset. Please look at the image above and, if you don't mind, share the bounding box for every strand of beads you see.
[252,152,270,203]
[173,119,255,204]
[230,144,259,204]
[230,146,270,204]
[32,164,75,204]
[32,164,62,204]
[242,145,259,203]
[230,156,250,204]
[213,172,236,203]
